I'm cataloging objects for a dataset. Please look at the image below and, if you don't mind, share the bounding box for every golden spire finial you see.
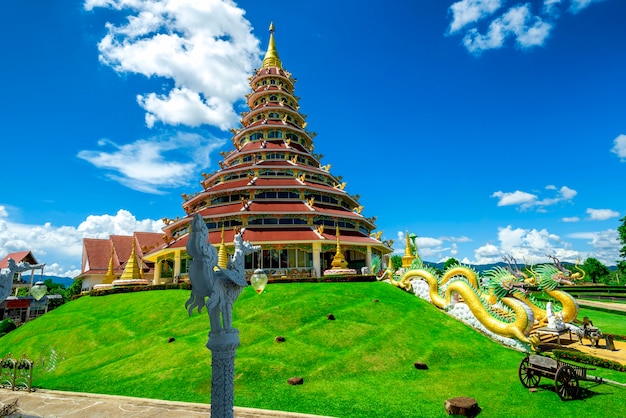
[262,22,282,69]
[218,225,228,269]
[103,244,116,284]
[331,224,348,270]
[402,230,416,268]
[121,236,142,280]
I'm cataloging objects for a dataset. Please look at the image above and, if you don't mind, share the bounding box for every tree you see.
[390,255,403,269]
[64,278,83,300]
[580,257,610,284]
[618,216,626,278]
[443,258,460,271]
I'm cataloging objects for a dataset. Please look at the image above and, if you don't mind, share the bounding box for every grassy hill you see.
[0,282,624,417]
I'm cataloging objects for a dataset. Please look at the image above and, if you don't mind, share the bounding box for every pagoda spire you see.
[120,236,142,279]
[103,244,116,284]
[262,22,282,69]
[330,224,348,270]
[218,225,228,269]
[401,230,416,268]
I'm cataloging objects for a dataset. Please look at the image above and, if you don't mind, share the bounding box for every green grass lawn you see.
[1,282,625,417]
[577,307,626,336]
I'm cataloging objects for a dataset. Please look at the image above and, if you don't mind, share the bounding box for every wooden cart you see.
[518,354,601,400]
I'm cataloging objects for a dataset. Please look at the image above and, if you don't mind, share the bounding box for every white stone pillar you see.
[366,246,372,271]
[312,242,321,278]
[174,251,182,279]
[154,260,162,284]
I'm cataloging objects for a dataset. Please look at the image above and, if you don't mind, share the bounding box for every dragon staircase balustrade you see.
[379,254,585,346]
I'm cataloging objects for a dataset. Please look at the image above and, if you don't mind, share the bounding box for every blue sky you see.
[1,0,624,277]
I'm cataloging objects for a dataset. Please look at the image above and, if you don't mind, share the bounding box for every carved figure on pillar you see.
[185,214,260,333]
[185,213,260,418]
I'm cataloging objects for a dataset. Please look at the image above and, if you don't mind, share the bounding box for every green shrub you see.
[0,319,16,336]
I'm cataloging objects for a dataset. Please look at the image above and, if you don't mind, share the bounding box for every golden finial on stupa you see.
[121,236,142,279]
[262,22,282,69]
[401,230,415,268]
[218,225,228,269]
[103,244,116,284]
[331,224,348,270]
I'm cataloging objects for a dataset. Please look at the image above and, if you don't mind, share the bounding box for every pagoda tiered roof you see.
[144,22,391,271]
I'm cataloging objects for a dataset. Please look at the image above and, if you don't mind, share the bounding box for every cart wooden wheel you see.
[554,365,580,400]
[518,357,540,388]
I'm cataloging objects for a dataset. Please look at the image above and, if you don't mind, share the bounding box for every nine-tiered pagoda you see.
[144,24,391,282]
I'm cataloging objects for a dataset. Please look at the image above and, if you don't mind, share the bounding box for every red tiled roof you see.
[246,201,312,213]
[80,232,161,276]
[313,204,361,219]
[0,251,37,268]
[82,238,114,273]
[207,179,252,192]
[239,228,320,243]
[252,178,302,187]
[321,230,381,245]
[255,160,295,167]
[152,227,384,251]
[199,203,246,217]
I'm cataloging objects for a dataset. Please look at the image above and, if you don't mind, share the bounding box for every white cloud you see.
[586,208,620,221]
[78,132,226,194]
[570,0,605,13]
[462,4,552,54]
[448,0,502,33]
[491,190,537,207]
[85,0,261,129]
[472,224,619,266]
[0,207,164,278]
[611,134,626,161]
[568,228,619,264]
[561,216,580,222]
[492,185,576,211]
[449,0,607,54]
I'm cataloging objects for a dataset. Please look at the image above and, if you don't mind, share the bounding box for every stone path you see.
[0,389,333,418]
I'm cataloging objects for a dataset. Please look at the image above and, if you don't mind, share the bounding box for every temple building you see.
[77,232,163,291]
[141,24,392,282]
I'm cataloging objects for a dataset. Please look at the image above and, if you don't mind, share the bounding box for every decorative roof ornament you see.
[262,22,282,69]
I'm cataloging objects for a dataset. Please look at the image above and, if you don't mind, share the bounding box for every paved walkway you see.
[577,299,626,313]
[0,389,333,418]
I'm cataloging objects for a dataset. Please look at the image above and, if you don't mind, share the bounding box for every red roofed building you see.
[143,23,392,281]
[77,232,163,291]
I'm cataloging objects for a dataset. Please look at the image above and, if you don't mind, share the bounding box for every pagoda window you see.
[359,225,369,235]
[277,191,298,199]
[278,217,308,225]
[262,80,267,85]
[256,191,277,199]
[250,132,264,141]
[267,130,282,139]
[270,79,276,85]
[242,155,253,163]
[268,112,280,119]
[269,95,278,101]
[286,132,299,142]
[266,152,285,160]
[260,97,266,103]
